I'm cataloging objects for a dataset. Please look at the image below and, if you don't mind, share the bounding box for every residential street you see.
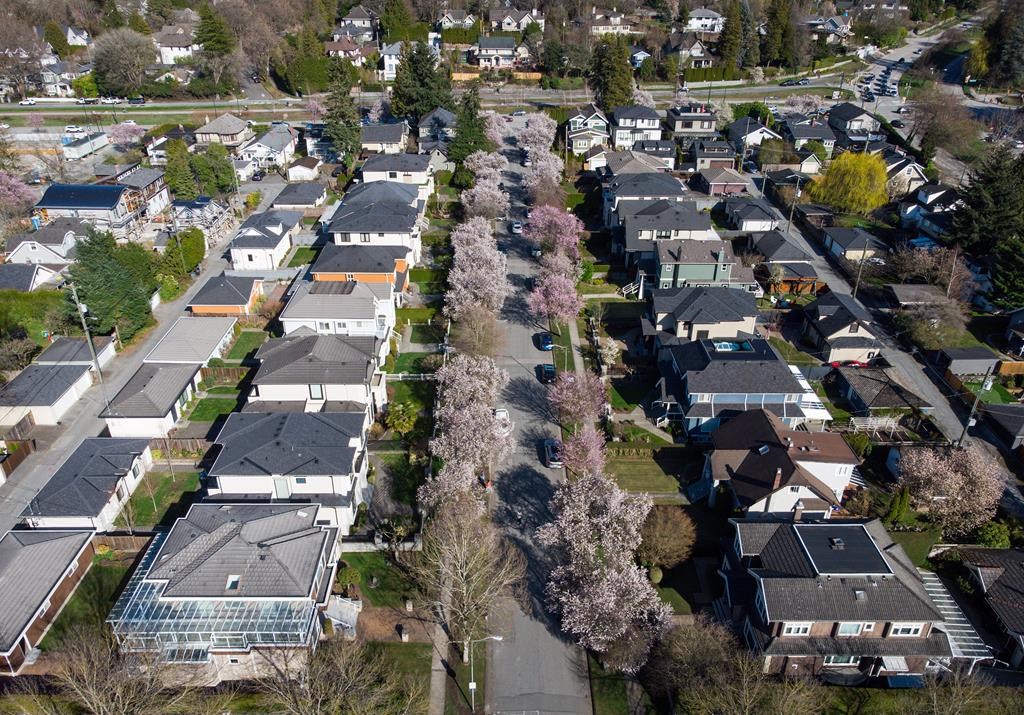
[486,120,592,715]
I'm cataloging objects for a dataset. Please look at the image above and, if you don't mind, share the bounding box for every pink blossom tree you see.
[449,216,495,253]
[519,113,558,157]
[560,424,607,477]
[525,205,583,258]
[0,171,36,218]
[482,111,504,147]
[537,473,670,672]
[435,354,509,409]
[108,122,145,148]
[445,238,510,318]
[528,273,583,327]
[306,98,326,122]
[548,371,608,424]
[461,179,509,219]
[418,462,481,514]
[633,86,656,109]
[540,250,582,282]
[898,446,1003,538]
[367,97,389,124]
[523,150,563,204]
[464,150,507,184]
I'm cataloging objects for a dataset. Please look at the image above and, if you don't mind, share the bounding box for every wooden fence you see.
[151,436,213,457]
[0,440,35,482]
[997,360,1024,376]
[94,534,153,552]
[201,366,252,384]
[1,412,35,442]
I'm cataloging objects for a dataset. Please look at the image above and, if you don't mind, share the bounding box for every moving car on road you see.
[18,98,36,105]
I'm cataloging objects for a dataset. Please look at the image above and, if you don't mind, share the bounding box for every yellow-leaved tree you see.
[808,151,889,215]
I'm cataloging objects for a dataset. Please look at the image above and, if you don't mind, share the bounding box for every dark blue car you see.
[538,364,556,384]
[538,333,554,351]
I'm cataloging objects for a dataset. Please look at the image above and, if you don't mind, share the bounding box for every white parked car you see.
[510,220,523,234]
[121,119,137,125]
[0,123,9,130]
[64,125,86,135]
[493,408,513,437]
[100,97,121,105]
[19,98,36,106]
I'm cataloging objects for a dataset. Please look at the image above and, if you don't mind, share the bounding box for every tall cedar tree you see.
[164,139,198,200]
[986,0,1024,86]
[949,146,1024,255]
[448,86,490,166]
[392,42,453,122]
[740,3,760,67]
[991,233,1024,309]
[323,68,361,166]
[195,6,236,57]
[189,143,235,194]
[719,2,743,69]
[590,37,633,112]
[381,0,414,41]
[43,22,71,59]
[103,0,125,28]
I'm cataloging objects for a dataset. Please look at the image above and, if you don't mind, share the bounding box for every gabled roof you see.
[620,198,710,232]
[341,180,419,207]
[752,230,812,262]
[607,172,687,199]
[656,238,734,265]
[957,547,1024,634]
[699,166,746,185]
[36,183,127,210]
[118,168,164,189]
[344,4,377,21]
[805,292,871,336]
[231,210,303,249]
[724,197,780,222]
[478,35,517,50]
[829,102,870,123]
[197,113,248,136]
[6,218,89,252]
[189,274,260,307]
[328,200,418,233]
[311,244,408,274]
[101,363,200,418]
[568,103,608,123]
[144,317,236,364]
[836,367,932,411]
[253,332,378,386]
[36,336,114,365]
[418,107,456,129]
[210,412,366,477]
[249,124,295,152]
[665,338,804,395]
[727,118,781,142]
[23,437,150,519]
[0,264,47,291]
[603,150,665,176]
[652,286,757,324]
[361,123,407,144]
[281,280,385,321]
[361,153,431,173]
[612,105,662,122]
[272,182,326,207]
[0,364,90,407]
[823,226,886,252]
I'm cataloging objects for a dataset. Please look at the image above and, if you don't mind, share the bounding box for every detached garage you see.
[0,364,93,427]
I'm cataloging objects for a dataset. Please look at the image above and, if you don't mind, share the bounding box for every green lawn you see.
[890,528,942,568]
[390,351,434,374]
[966,380,1015,404]
[813,381,854,422]
[116,471,200,530]
[387,380,436,412]
[396,306,439,329]
[409,267,446,294]
[288,247,319,267]
[606,447,697,494]
[206,385,242,395]
[187,397,241,422]
[40,555,130,651]
[227,330,267,360]
[0,289,65,346]
[366,642,432,693]
[768,336,819,365]
[656,585,693,614]
[609,376,655,411]
[550,321,573,373]
[378,452,426,507]
[342,552,417,609]
[410,323,445,344]
[446,643,486,715]
[588,655,629,715]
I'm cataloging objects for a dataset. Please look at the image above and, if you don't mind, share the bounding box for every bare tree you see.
[920,665,995,715]
[637,506,696,569]
[412,494,525,662]
[450,302,505,358]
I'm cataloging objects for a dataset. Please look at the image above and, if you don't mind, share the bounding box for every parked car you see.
[891,119,905,129]
[538,363,556,384]
[797,78,810,85]
[127,96,145,105]
[510,220,523,234]
[121,119,137,125]
[543,439,563,468]
[251,171,265,182]
[18,98,36,105]
[512,110,526,117]
[779,79,798,87]
[63,125,85,134]
[537,332,554,351]
[494,408,513,437]
[0,123,9,130]
[100,96,120,104]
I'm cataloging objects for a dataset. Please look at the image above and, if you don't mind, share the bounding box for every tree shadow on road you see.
[501,288,535,327]
[504,375,553,422]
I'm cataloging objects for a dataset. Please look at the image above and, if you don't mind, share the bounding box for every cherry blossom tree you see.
[367,97,389,124]
[445,237,510,318]
[528,274,583,326]
[548,371,608,424]
[897,446,1003,537]
[464,150,507,184]
[0,171,35,218]
[525,205,583,258]
[540,250,582,282]
[306,98,326,122]
[435,354,508,409]
[519,113,558,157]
[449,216,495,253]
[418,462,479,513]
[632,86,656,109]
[523,150,563,205]
[482,111,504,147]
[461,179,509,219]
[537,473,670,672]
[560,424,607,477]
[108,122,145,148]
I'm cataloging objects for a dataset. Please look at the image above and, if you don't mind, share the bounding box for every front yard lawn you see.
[227,330,268,360]
[396,306,439,330]
[609,376,655,410]
[116,471,200,530]
[342,552,417,610]
[387,381,436,413]
[287,247,319,267]
[389,351,435,374]
[410,323,445,344]
[40,554,130,650]
[768,336,819,365]
[588,655,629,715]
[366,642,431,692]
[606,447,697,494]
[890,527,941,568]
[409,267,446,294]
[966,379,1015,405]
[378,452,426,507]
[188,397,241,422]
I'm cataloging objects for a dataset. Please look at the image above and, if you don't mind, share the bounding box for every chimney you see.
[772,467,783,490]
[793,499,804,522]
[785,437,793,450]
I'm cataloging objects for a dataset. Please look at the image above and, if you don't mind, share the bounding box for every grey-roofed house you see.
[237,124,297,170]
[802,292,879,363]
[4,217,88,266]
[0,530,94,674]
[935,346,999,377]
[655,238,761,294]
[618,199,717,269]
[35,183,139,239]
[22,437,153,531]
[228,210,303,271]
[361,122,408,154]
[695,166,748,196]
[610,105,663,150]
[326,191,423,263]
[35,336,116,371]
[207,411,370,534]
[750,230,812,263]
[782,116,836,156]
[114,167,171,217]
[982,403,1024,450]
[100,363,202,438]
[654,338,826,434]
[474,35,519,68]
[0,263,60,292]
[310,244,410,300]
[143,317,237,366]
[248,330,386,412]
[726,117,782,152]
[720,519,960,679]
[0,364,93,428]
[271,182,327,212]
[958,547,1024,667]
[107,503,339,678]
[360,153,434,196]
[833,366,933,416]
[647,286,758,347]
[418,107,457,140]
[188,275,263,316]
[195,113,253,147]
[749,230,820,294]
[280,280,395,341]
[603,173,688,228]
[723,197,782,232]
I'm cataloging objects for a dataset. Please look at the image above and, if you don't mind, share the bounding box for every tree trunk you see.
[462,639,470,664]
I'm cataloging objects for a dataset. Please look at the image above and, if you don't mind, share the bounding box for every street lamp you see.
[465,635,502,713]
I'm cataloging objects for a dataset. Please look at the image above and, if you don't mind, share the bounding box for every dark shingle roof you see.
[311,244,408,274]
[0,364,90,407]
[5,218,89,252]
[478,35,516,50]
[0,264,43,291]
[362,153,431,173]
[23,437,150,518]
[101,363,200,418]
[36,336,113,365]
[804,292,871,336]
[608,172,687,199]
[230,210,302,249]
[272,182,326,208]
[752,230,811,262]
[836,367,931,411]
[956,548,1024,634]
[652,286,757,324]
[612,105,662,122]
[36,184,127,210]
[361,123,407,144]
[328,201,418,233]
[189,274,259,307]
[829,102,869,123]
[253,332,377,386]
[724,197,780,222]
[665,338,803,395]
[341,180,418,206]
[418,107,456,129]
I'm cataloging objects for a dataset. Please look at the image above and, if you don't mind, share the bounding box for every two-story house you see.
[611,106,663,150]
[361,123,409,154]
[489,9,544,32]
[589,8,638,35]
[114,168,171,219]
[648,286,758,349]
[228,210,303,271]
[603,172,689,228]
[311,244,410,302]
[153,24,200,65]
[721,520,957,678]
[655,239,761,294]
[667,103,717,138]
[783,115,837,157]
[899,183,961,238]
[692,140,736,170]
[474,36,519,68]
[723,197,782,232]
[237,124,297,170]
[195,113,253,148]
[342,5,379,37]
[566,104,610,155]
[727,118,783,153]
[619,198,718,269]
[360,153,434,199]
[802,292,879,363]
[4,217,88,267]
[806,15,853,44]
[34,184,144,240]
[701,410,859,516]
[325,195,423,265]
[828,102,883,144]
[439,10,475,29]
[686,8,726,33]
[822,227,888,262]
[418,107,457,141]
[665,32,712,68]
[279,280,396,340]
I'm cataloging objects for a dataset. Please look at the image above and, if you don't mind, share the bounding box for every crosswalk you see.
[917,569,992,659]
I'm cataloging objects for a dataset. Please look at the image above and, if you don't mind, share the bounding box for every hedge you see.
[683,66,748,83]
[441,27,480,44]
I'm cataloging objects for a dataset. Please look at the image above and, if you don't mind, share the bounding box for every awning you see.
[881,656,908,672]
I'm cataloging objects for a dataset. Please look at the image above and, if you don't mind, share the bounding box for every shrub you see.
[973,521,1011,548]
[649,566,663,585]
[844,432,873,459]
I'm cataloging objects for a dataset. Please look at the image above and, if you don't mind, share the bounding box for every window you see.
[782,622,811,636]
[837,622,862,636]
[360,233,370,242]
[295,477,307,484]
[251,385,260,397]
[225,575,240,591]
[388,171,397,179]
[228,657,240,665]
[318,321,331,331]
[116,484,126,502]
[824,655,859,666]
[38,599,51,617]
[863,623,874,632]
[247,254,254,262]
[849,323,860,333]
[789,486,801,493]
[131,464,141,478]
[309,384,324,400]
[890,623,923,637]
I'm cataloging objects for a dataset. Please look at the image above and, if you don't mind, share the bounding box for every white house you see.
[22,438,153,532]
[228,210,303,271]
[418,107,457,140]
[116,168,171,220]
[34,184,142,239]
[286,156,323,182]
[723,197,782,233]
[686,8,725,34]
[280,280,396,341]
[144,317,236,367]
[237,124,297,170]
[474,36,518,68]
[361,122,408,154]
[101,363,202,438]
[0,264,60,292]
[205,411,372,535]
[379,40,438,81]
[439,10,475,29]
[590,9,637,35]
[489,8,544,32]
[360,153,434,199]
[0,364,93,428]
[566,104,611,155]
[727,118,782,152]
[323,180,423,263]
[611,106,663,149]
[4,218,87,267]
[153,25,200,65]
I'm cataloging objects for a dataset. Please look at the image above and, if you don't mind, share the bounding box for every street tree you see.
[463,151,508,183]
[632,86,656,109]
[306,98,325,122]
[519,113,558,158]
[898,446,1003,537]
[525,205,584,258]
[482,111,505,146]
[560,424,607,477]
[418,461,477,512]
[0,129,18,173]
[448,85,491,166]
[523,150,564,205]
[461,178,509,219]
[808,151,889,215]
[547,371,608,425]
[637,506,696,569]
[445,234,510,318]
[450,302,505,358]
[0,172,35,219]
[93,28,155,96]
[528,274,584,327]
[909,85,979,162]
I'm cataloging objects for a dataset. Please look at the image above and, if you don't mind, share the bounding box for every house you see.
[665,32,712,68]
[0,364,93,428]
[100,362,202,438]
[899,183,961,233]
[727,118,782,152]
[418,107,457,141]
[63,25,90,47]
[489,8,544,32]
[618,198,718,268]
[343,4,378,31]
[1,228,67,276]
[0,264,60,292]
[36,336,116,372]
[34,184,142,239]
[145,127,196,166]
[248,331,386,412]
[324,181,423,263]
[272,182,327,213]
[107,503,339,680]
[0,530,94,675]
[782,115,837,157]
[144,317,236,366]
[601,150,666,178]
[723,197,782,232]
[833,366,932,415]
[153,24,199,65]
[590,9,637,35]
[361,123,408,154]
[686,8,725,33]
[881,149,928,198]
[957,548,1024,667]
[474,36,518,68]
[439,10,475,29]
[286,156,322,182]
[702,409,859,516]
[749,231,819,294]
[603,173,689,228]
[566,104,610,156]
[802,293,878,363]
[654,338,822,434]
[228,210,303,271]
[828,102,883,143]
[885,282,947,309]
[280,280,395,340]
[692,140,736,171]
[634,140,676,170]
[380,41,438,81]
[630,47,651,69]
[983,404,1024,450]
[611,106,663,150]
[933,346,998,377]
[360,153,434,198]
[22,438,153,531]
[61,132,109,161]
[170,196,232,243]
[115,167,171,218]
[238,124,297,170]
[188,275,263,316]
[310,244,410,298]
[806,15,853,44]
[195,113,253,148]
[721,519,958,677]
[648,286,758,347]
[235,158,256,184]
[822,227,887,261]
[655,239,760,294]
[667,103,717,137]
[695,167,748,196]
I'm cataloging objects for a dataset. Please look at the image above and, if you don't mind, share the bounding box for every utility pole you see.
[786,176,803,234]
[852,250,868,299]
[956,366,992,448]
[68,282,110,409]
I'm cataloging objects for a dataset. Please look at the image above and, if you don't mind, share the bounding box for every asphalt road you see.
[486,117,592,715]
